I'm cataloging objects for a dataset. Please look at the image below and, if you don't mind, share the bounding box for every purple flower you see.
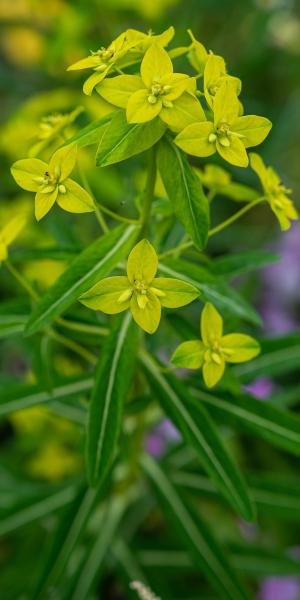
[244,377,275,400]
[144,418,181,457]
[258,576,300,600]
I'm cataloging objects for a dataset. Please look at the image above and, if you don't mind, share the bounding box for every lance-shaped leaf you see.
[96,110,166,167]
[140,352,255,521]
[62,112,115,148]
[32,484,104,600]
[193,387,300,456]
[141,455,249,600]
[86,313,138,486]
[157,137,209,250]
[159,258,261,325]
[0,375,92,418]
[210,250,279,279]
[25,224,138,336]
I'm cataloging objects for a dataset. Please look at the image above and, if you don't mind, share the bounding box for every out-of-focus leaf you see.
[63,113,114,148]
[234,334,300,380]
[193,387,300,457]
[159,258,262,325]
[140,353,255,521]
[96,111,166,167]
[141,455,249,600]
[157,137,209,250]
[25,224,138,335]
[86,313,138,486]
[209,250,279,278]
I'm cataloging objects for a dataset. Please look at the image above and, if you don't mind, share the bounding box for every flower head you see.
[67,27,174,96]
[29,107,83,157]
[172,302,260,388]
[250,152,298,230]
[175,81,272,167]
[97,44,205,132]
[0,214,27,263]
[203,53,241,110]
[80,239,199,334]
[11,144,94,221]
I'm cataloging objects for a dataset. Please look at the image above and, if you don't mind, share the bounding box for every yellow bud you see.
[148,95,157,105]
[58,184,66,194]
[162,100,173,108]
[208,133,217,143]
[219,136,230,147]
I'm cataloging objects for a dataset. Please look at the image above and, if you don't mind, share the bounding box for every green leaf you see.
[193,387,300,456]
[210,250,279,278]
[66,496,126,600]
[63,113,114,148]
[234,334,300,380]
[173,470,300,521]
[140,352,255,521]
[86,313,138,486]
[32,484,104,600]
[157,137,209,250]
[141,455,249,600]
[25,224,138,336]
[0,375,92,418]
[0,314,28,338]
[0,484,77,536]
[159,258,261,325]
[96,111,166,167]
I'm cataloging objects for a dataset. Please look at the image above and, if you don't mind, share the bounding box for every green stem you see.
[207,196,266,238]
[48,329,97,365]
[94,206,110,233]
[78,161,109,233]
[5,260,39,301]
[158,196,266,259]
[140,146,157,239]
[56,316,108,337]
[95,203,140,225]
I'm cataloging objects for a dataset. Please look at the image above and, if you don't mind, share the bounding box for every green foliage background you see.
[1,1,300,599]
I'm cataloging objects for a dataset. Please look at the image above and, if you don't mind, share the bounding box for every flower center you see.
[208,120,232,147]
[96,46,115,61]
[147,80,173,107]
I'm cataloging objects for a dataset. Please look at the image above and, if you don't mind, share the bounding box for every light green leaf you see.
[140,352,255,521]
[96,110,166,167]
[25,224,138,336]
[157,137,209,250]
[141,455,249,600]
[86,313,138,486]
[62,113,114,148]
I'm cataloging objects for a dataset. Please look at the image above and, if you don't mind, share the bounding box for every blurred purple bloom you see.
[258,576,300,600]
[144,418,181,457]
[244,377,275,400]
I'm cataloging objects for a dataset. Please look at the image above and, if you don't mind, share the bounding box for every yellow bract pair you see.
[96,44,204,132]
[0,214,27,262]
[250,153,298,231]
[175,80,272,168]
[68,27,175,96]
[11,145,94,221]
[172,302,260,388]
[80,239,199,334]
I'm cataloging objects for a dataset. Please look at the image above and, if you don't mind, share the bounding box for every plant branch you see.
[140,146,157,239]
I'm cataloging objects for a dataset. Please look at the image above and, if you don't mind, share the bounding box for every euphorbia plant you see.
[3,26,299,599]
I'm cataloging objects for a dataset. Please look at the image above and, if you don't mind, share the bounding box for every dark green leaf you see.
[86,313,138,486]
[140,353,255,521]
[25,224,138,336]
[193,387,300,456]
[96,111,166,167]
[142,455,249,600]
[157,137,209,250]
[210,250,279,278]
[63,113,114,148]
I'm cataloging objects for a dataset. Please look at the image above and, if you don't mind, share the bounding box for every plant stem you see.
[207,196,266,238]
[158,196,266,259]
[48,328,97,365]
[94,203,140,225]
[94,206,110,233]
[78,161,109,233]
[56,316,108,336]
[5,260,39,301]
[140,146,157,239]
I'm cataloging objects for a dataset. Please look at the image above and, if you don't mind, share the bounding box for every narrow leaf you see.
[157,137,209,250]
[63,113,114,148]
[210,250,279,278]
[96,111,166,167]
[193,387,300,456]
[142,455,249,600]
[86,313,138,486]
[140,352,255,521]
[25,224,138,336]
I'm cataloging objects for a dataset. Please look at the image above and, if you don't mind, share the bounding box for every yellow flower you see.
[0,213,27,262]
[203,53,241,110]
[175,81,272,167]
[29,106,83,157]
[172,302,260,388]
[80,239,199,334]
[11,144,94,221]
[96,44,205,132]
[67,27,174,96]
[250,153,298,231]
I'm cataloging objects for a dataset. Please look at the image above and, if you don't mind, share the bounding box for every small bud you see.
[148,95,157,104]
[58,184,66,194]
[162,100,173,108]
[208,133,217,143]
[219,136,230,147]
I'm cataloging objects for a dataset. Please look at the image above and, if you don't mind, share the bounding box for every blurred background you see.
[1,0,300,598]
